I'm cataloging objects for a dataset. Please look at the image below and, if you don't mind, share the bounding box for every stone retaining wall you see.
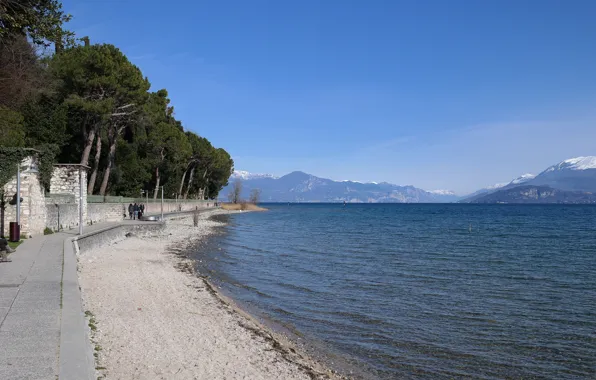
[46,203,79,232]
[3,158,216,237]
[74,223,166,254]
[126,200,215,215]
[87,203,126,224]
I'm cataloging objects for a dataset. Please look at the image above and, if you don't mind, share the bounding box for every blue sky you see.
[62,0,596,194]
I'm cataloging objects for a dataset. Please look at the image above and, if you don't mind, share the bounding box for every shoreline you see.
[78,209,346,379]
[192,214,370,380]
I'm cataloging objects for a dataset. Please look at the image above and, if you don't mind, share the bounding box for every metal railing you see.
[87,195,212,204]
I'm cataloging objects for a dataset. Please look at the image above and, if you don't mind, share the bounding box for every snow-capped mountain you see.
[428,189,456,196]
[525,156,596,192]
[465,156,596,203]
[509,173,536,185]
[463,173,538,202]
[222,171,460,203]
[486,183,508,190]
[230,170,278,181]
[543,156,596,172]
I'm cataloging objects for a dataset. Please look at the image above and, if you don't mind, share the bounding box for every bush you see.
[43,227,54,235]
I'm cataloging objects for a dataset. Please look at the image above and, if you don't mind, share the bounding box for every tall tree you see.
[0,106,25,147]
[0,0,74,46]
[147,121,191,199]
[141,90,191,199]
[205,148,233,199]
[0,36,47,110]
[49,43,149,194]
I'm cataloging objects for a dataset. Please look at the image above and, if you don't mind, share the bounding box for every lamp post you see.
[141,189,149,215]
[13,160,39,241]
[78,167,83,235]
[160,186,164,221]
[15,163,20,234]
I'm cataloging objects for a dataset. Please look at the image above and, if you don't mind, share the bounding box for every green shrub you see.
[43,227,54,235]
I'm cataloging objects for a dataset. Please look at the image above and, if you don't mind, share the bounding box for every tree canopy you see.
[0,0,74,46]
[0,0,233,200]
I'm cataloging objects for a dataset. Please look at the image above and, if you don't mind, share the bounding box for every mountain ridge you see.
[222,170,460,203]
[466,156,596,203]
[226,156,596,204]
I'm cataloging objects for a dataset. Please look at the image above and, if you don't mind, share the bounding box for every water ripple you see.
[196,204,596,379]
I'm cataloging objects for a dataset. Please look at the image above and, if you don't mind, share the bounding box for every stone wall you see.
[75,223,166,254]
[87,203,126,224]
[2,160,216,237]
[50,165,87,223]
[1,157,46,237]
[140,200,215,215]
[46,203,79,232]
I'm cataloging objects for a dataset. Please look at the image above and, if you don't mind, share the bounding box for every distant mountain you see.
[226,156,596,204]
[469,185,596,204]
[222,171,459,203]
[428,189,456,196]
[510,173,536,185]
[461,174,536,203]
[524,156,596,192]
[427,190,460,202]
[463,156,596,204]
[230,170,278,181]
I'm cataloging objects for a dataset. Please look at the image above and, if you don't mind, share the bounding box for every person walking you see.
[133,203,139,220]
[140,203,145,217]
[128,203,133,219]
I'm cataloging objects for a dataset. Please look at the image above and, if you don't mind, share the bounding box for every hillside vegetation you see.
[0,0,233,200]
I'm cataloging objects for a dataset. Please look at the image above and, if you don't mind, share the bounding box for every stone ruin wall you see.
[1,157,46,237]
[2,158,215,237]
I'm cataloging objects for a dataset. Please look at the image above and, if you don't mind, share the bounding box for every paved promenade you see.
[0,209,211,379]
[0,220,148,379]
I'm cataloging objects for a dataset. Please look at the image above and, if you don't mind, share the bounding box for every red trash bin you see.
[9,222,20,242]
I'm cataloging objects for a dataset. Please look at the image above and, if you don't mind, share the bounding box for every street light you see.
[78,167,83,235]
[141,189,149,207]
[160,186,164,221]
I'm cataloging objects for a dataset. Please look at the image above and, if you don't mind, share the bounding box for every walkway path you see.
[0,221,144,379]
[0,209,213,379]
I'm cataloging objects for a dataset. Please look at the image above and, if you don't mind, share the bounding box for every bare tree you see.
[0,36,46,110]
[227,179,242,204]
[249,188,261,204]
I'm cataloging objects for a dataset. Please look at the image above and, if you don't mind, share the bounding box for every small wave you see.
[277,282,321,294]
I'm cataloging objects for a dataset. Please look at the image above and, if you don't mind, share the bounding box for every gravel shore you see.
[78,210,342,380]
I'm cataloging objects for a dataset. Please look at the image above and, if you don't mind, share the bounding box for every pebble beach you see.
[77,210,342,380]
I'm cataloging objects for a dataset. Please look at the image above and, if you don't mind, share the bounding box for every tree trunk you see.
[98,126,116,196]
[184,165,196,199]
[178,169,187,198]
[199,169,209,200]
[178,161,193,197]
[153,148,165,199]
[87,134,101,194]
[153,166,160,200]
[80,125,97,166]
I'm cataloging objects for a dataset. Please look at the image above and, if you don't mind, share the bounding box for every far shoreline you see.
[221,202,268,211]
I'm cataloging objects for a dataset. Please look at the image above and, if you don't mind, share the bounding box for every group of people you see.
[128,203,146,220]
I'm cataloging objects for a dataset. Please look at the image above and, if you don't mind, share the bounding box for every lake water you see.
[192,204,596,379]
